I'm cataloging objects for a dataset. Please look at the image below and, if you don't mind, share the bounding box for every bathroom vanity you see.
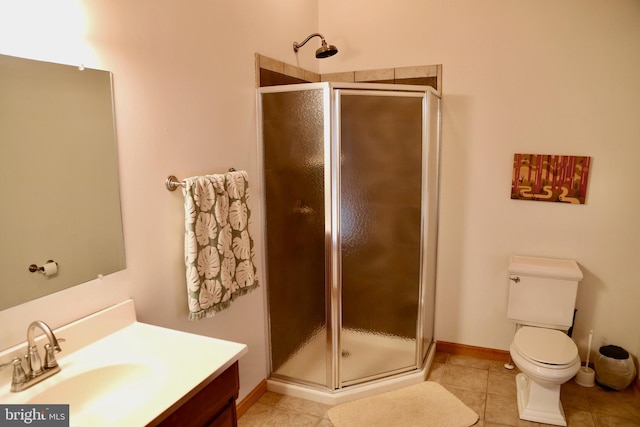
[0,300,247,427]
[150,361,240,427]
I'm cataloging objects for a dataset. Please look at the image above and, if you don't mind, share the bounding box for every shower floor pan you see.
[268,328,435,405]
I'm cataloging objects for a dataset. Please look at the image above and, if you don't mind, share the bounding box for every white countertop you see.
[0,300,248,426]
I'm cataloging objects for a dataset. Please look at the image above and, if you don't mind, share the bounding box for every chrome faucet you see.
[0,320,64,392]
[27,320,63,375]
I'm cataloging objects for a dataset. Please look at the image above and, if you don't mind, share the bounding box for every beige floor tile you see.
[489,359,517,373]
[433,351,449,363]
[261,408,322,427]
[592,411,640,427]
[448,354,491,370]
[563,406,596,427]
[239,355,640,427]
[238,401,275,427]
[587,387,640,424]
[426,361,445,382]
[443,384,487,420]
[277,395,332,418]
[560,381,591,411]
[237,417,258,427]
[443,364,489,392]
[316,418,334,427]
[484,393,519,426]
[516,419,542,427]
[256,391,285,407]
[487,370,517,397]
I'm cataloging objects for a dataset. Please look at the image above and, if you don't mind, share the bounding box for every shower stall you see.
[257,82,441,404]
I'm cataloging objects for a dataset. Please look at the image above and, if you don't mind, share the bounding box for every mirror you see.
[0,54,126,310]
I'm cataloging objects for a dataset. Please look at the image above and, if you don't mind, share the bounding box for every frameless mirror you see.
[0,54,126,310]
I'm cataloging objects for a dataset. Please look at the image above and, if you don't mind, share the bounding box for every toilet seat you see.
[513,326,578,368]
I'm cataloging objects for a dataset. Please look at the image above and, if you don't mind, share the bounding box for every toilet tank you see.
[507,255,583,330]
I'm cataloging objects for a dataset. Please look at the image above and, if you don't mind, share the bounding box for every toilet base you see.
[515,373,567,426]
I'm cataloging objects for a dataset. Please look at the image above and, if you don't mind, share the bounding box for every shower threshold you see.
[267,328,436,405]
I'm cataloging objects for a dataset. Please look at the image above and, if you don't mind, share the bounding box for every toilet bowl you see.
[509,326,581,426]
[506,255,584,426]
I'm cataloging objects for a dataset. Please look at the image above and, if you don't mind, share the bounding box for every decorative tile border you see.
[255,53,320,87]
[256,53,441,93]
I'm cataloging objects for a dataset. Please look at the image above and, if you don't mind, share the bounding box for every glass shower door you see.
[260,85,331,388]
[337,90,426,386]
[260,83,439,392]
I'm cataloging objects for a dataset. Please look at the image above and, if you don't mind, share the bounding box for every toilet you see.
[507,255,583,426]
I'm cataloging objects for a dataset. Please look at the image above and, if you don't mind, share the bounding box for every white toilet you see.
[507,255,583,426]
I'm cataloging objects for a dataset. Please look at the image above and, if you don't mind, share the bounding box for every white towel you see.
[183,170,259,320]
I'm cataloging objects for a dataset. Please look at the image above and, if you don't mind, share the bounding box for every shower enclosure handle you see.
[293,200,314,215]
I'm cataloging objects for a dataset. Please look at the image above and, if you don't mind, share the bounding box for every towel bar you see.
[166,169,237,192]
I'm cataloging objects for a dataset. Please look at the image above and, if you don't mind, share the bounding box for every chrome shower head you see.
[293,33,338,59]
[315,40,338,58]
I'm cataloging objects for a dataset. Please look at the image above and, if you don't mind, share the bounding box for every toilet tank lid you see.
[508,256,583,280]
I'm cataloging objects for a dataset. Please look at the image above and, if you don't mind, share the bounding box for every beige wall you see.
[319,0,640,366]
[0,0,319,401]
[1,0,639,400]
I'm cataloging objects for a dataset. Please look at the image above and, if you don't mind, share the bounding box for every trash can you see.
[594,345,636,391]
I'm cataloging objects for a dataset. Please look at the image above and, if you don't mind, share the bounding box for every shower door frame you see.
[258,82,441,392]
[331,83,437,389]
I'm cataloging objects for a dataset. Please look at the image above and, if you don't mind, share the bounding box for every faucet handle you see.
[52,337,65,352]
[0,358,16,370]
[44,344,59,369]
[11,359,27,385]
[0,358,27,387]
[43,337,65,369]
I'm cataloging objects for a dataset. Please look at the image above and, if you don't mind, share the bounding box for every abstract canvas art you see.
[511,154,591,204]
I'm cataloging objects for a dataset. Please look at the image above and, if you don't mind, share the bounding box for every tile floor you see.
[238,352,640,427]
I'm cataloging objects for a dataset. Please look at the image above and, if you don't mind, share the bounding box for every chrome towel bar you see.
[165,168,236,192]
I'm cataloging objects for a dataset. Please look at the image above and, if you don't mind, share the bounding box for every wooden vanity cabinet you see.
[148,361,240,427]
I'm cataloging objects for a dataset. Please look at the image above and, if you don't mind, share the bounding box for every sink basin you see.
[28,363,158,426]
[0,300,248,427]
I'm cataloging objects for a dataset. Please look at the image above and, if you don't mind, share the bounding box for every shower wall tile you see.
[303,70,321,82]
[259,69,308,87]
[396,64,442,92]
[258,54,284,74]
[256,54,320,86]
[284,63,305,80]
[321,71,355,82]
[395,64,439,79]
[354,68,394,82]
[395,76,438,89]
[256,53,441,91]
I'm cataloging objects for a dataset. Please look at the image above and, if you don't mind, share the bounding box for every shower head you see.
[293,33,338,59]
[315,40,338,58]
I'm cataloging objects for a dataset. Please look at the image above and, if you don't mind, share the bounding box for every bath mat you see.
[327,381,478,427]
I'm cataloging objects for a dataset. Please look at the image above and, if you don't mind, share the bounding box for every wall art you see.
[511,154,591,204]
